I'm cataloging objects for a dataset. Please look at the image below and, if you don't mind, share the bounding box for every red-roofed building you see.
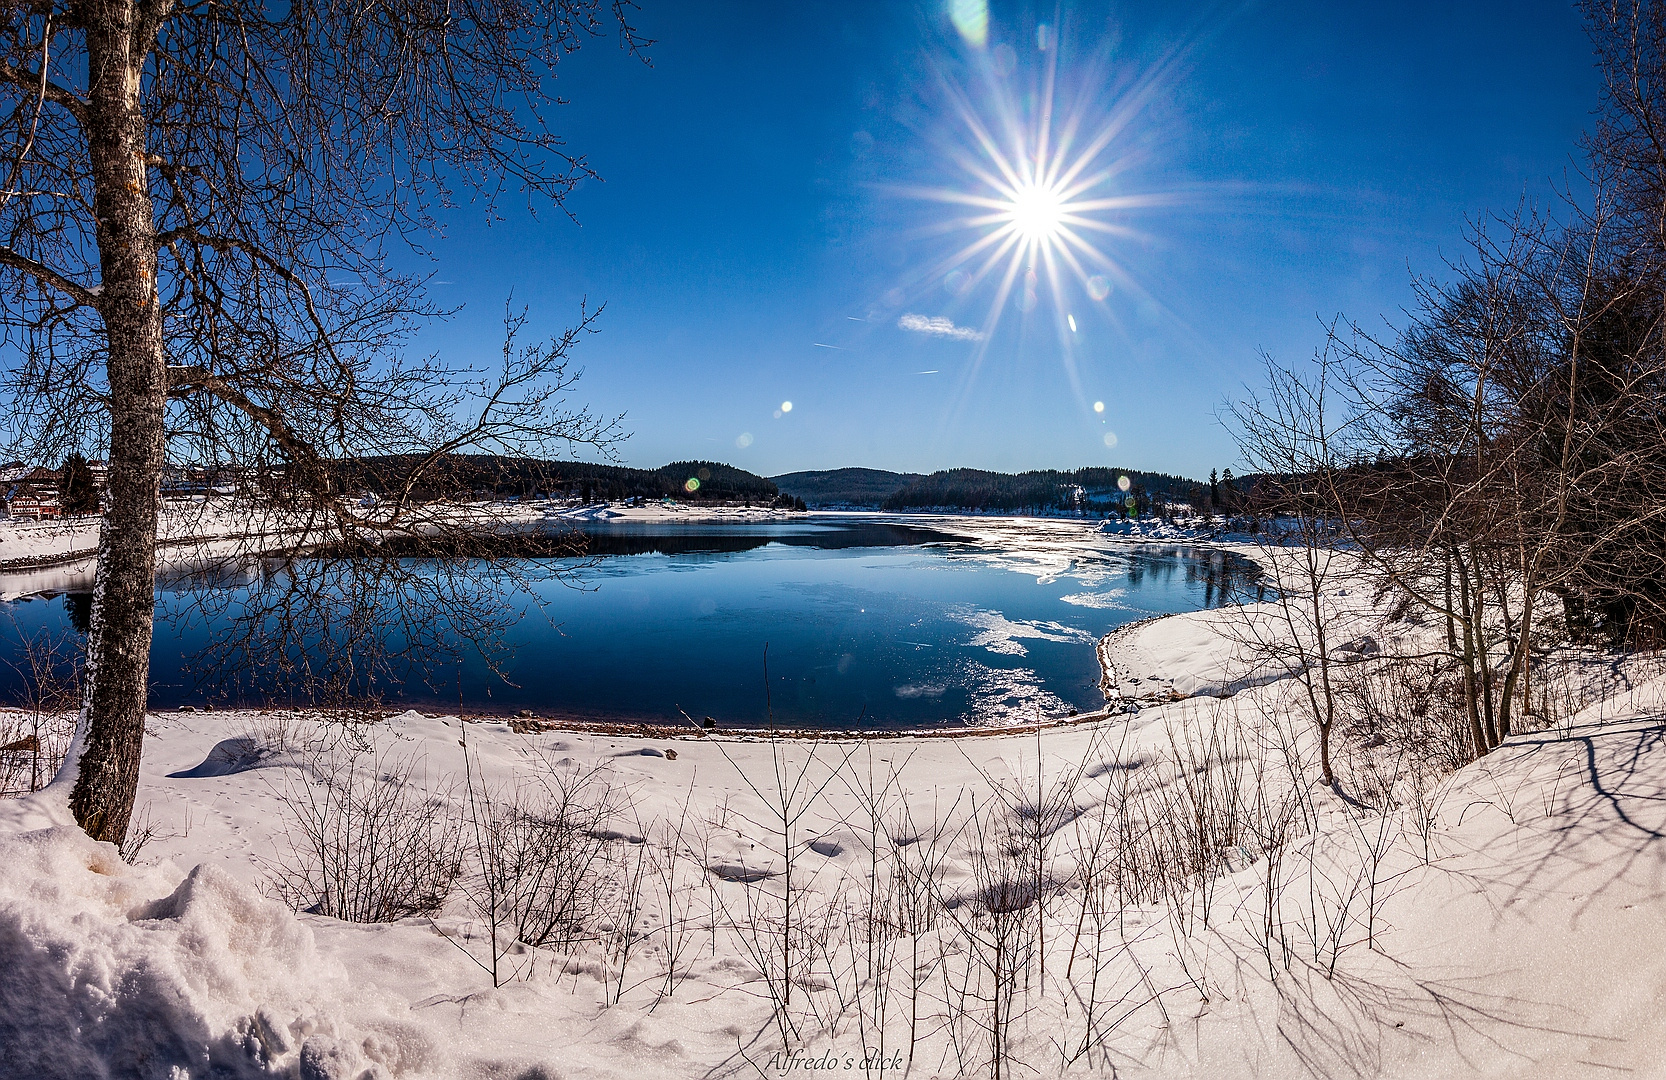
[4,466,62,519]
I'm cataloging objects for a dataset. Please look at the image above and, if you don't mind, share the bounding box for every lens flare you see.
[949,0,988,49]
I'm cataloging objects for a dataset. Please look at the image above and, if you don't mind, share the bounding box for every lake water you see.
[0,516,1254,730]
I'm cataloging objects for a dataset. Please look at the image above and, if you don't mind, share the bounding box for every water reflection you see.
[63,592,90,634]
[572,520,966,557]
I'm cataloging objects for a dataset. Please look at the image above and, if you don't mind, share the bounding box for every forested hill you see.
[879,467,1201,514]
[337,456,1202,512]
[771,468,924,508]
[344,455,781,503]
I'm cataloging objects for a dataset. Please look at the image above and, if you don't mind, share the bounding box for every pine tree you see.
[59,453,99,516]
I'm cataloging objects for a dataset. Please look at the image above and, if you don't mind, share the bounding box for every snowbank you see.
[0,793,438,1080]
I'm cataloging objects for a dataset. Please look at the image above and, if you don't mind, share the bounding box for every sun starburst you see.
[902,31,1179,364]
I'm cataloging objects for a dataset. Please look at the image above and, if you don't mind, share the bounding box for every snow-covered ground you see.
[0,516,101,565]
[3,538,1665,1078]
[0,500,302,597]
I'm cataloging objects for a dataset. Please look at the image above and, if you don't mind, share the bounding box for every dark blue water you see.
[0,517,1252,729]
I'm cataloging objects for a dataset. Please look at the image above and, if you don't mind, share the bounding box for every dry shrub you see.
[267,747,464,921]
[0,708,74,797]
[470,764,625,953]
[0,616,82,798]
[1339,656,1473,777]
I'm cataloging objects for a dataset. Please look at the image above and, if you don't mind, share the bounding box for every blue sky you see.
[414,0,1595,481]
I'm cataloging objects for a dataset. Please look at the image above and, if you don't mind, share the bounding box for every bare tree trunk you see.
[63,0,166,845]
[1498,604,1531,739]
[1490,561,1517,740]
[1517,595,1534,723]
[1469,555,1499,748]
[1305,543,1338,787]
[1452,549,1490,756]
[1443,549,1457,652]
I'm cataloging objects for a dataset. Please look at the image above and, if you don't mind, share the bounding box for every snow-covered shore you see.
[0,498,821,600]
[4,535,1666,1078]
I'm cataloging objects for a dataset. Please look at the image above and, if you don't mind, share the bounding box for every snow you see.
[546,502,806,523]
[5,536,1666,1077]
[0,794,406,1080]
[0,500,292,595]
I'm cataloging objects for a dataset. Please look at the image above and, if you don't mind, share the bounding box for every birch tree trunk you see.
[62,0,167,845]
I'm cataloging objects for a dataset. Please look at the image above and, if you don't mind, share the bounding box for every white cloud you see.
[898,313,984,341]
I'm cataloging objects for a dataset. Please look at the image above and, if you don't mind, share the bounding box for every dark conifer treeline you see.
[340,455,783,504]
[879,466,1199,514]
[58,453,100,514]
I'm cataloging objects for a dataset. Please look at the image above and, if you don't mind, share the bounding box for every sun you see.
[1007,181,1067,242]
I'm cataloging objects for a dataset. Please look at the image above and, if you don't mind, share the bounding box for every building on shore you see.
[0,465,63,519]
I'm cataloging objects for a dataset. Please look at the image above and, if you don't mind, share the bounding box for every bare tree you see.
[1226,344,1357,787]
[1240,177,1666,765]
[0,0,647,842]
[1330,181,1665,757]
[1220,0,1666,765]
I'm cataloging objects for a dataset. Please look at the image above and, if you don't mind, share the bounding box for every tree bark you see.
[64,0,167,845]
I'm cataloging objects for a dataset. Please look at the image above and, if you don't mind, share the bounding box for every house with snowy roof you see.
[3,465,62,519]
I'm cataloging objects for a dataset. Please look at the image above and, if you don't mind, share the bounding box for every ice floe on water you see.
[1058,588,1129,609]
[951,606,1095,657]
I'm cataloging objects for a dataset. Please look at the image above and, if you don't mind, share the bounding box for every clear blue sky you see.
[414,0,1596,481]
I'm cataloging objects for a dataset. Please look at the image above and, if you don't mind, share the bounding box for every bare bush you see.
[267,748,464,922]
[940,793,1048,1080]
[646,788,705,1001]
[117,803,163,865]
[477,765,624,955]
[1338,657,1473,779]
[709,730,859,1044]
